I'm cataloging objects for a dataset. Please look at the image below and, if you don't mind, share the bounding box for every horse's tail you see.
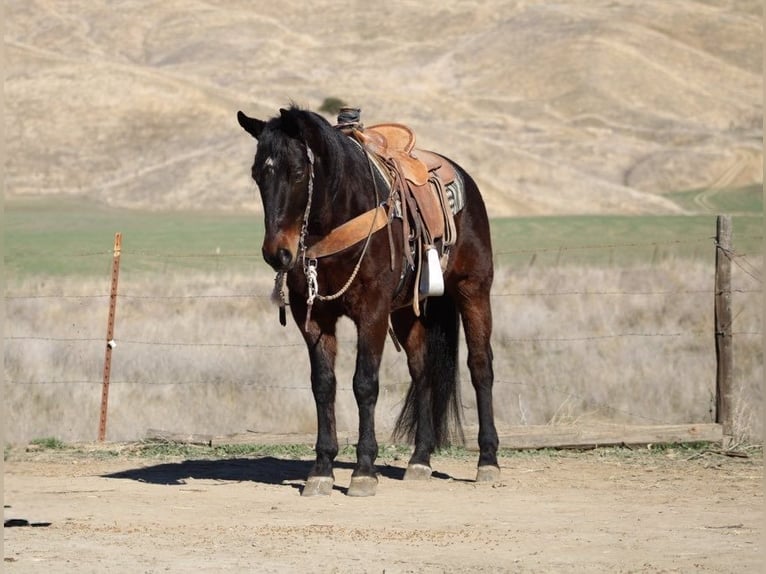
[393,294,464,448]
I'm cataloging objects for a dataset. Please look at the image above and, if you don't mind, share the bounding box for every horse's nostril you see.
[277,248,293,269]
[262,245,294,271]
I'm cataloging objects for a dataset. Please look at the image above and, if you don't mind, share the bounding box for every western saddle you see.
[334,110,462,316]
[352,123,458,250]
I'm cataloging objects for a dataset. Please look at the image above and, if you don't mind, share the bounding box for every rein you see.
[274,142,388,329]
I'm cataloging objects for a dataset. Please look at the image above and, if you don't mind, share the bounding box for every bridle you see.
[274,141,385,330]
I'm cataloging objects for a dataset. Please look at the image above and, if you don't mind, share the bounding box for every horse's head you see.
[238,108,315,272]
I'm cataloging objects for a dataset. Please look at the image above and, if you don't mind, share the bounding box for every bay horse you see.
[237,105,499,496]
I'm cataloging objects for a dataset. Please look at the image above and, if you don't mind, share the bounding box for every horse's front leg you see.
[298,310,340,497]
[346,312,389,497]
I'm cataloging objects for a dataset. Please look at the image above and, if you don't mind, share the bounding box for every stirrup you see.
[419,246,444,297]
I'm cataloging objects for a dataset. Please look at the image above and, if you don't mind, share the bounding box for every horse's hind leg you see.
[390,308,437,480]
[457,287,500,482]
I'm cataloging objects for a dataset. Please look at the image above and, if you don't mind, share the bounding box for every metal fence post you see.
[98,232,122,442]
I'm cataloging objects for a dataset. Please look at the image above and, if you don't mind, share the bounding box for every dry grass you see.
[5,1,762,216]
[488,259,762,443]
[5,257,761,445]
[5,1,762,447]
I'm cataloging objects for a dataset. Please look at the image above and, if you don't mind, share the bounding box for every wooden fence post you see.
[98,232,122,442]
[714,216,733,439]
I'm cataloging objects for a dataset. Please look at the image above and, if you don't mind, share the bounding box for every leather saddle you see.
[352,123,458,250]
[347,122,462,316]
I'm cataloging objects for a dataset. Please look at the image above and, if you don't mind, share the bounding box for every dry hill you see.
[5,0,763,216]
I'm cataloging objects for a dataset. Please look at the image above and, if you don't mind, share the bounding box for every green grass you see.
[490,184,763,267]
[5,197,266,277]
[133,441,321,460]
[492,213,762,267]
[131,441,414,461]
[29,437,67,450]
[10,439,751,463]
[5,196,763,278]
[666,184,763,214]
[4,439,411,462]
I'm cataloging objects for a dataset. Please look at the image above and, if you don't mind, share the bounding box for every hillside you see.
[5,0,763,216]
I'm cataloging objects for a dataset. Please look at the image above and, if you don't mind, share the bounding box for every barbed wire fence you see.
[5,218,763,446]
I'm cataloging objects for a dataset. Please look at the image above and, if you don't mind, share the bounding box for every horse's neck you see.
[314,141,375,228]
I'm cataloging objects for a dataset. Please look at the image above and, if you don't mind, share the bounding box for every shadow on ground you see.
[103,457,459,494]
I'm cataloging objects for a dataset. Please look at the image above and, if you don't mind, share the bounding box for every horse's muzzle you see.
[262,245,295,271]
[262,224,301,271]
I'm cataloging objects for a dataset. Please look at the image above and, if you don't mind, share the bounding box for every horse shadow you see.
[102,457,460,494]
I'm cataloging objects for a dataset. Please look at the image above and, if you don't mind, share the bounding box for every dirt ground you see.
[3,445,763,573]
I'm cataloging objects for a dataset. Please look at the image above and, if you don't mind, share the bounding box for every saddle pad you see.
[445,170,465,215]
[364,146,465,218]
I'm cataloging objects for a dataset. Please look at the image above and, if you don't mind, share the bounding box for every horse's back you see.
[442,158,494,282]
[449,159,491,239]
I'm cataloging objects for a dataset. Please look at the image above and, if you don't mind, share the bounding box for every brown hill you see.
[5,0,762,216]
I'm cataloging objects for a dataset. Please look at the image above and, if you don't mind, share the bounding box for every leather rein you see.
[274,141,392,329]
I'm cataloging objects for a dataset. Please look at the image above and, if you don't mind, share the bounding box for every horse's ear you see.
[278,107,303,138]
[237,111,265,140]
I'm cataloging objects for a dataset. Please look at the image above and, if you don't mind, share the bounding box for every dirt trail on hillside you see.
[4,448,761,573]
[7,1,762,214]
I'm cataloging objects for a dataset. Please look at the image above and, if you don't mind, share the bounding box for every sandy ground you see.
[3,446,762,573]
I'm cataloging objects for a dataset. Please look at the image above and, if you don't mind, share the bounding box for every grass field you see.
[5,193,763,277]
[666,184,763,214]
[5,197,265,277]
[4,195,763,445]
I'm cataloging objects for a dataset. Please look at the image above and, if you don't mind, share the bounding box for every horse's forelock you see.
[255,115,301,167]
[256,107,346,181]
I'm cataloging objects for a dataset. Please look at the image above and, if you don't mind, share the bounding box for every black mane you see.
[260,106,375,221]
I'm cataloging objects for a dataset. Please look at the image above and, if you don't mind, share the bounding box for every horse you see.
[237,105,499,496]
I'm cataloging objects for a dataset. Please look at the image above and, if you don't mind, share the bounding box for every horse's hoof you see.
[301,476,334,496]
[347,475,378,497]
[403,463,432,480]
[476,465,501,483]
